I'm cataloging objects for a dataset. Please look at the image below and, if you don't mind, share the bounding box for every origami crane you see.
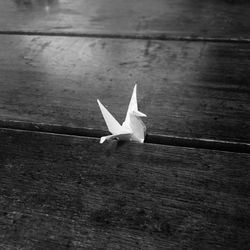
[97,84,147,144]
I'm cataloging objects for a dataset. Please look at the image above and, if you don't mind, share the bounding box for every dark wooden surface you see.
[0,35,249,143]
[0,128,249,250]
[0,0,250,40]
[0,0,250,249]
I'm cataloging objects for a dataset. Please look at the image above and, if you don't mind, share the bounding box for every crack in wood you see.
[0,120,249,154]
[0,31,250,44]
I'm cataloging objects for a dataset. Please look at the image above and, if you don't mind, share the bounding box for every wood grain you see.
[0,0,250,40]
[0,35,249,143]
[0,128,249,249]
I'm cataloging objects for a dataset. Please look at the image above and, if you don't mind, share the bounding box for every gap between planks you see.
[0,120,249,154]
[0,31,250,44]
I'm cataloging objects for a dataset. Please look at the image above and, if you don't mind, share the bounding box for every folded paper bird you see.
[97,84,147,144]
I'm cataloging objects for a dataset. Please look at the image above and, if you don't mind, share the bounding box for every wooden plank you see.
[0,0,250,40]
[0,35,250,143]
[0,128,249,249]
[1,120,249,154]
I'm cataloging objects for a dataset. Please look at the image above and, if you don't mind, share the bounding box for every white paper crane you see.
[97,84,147,144]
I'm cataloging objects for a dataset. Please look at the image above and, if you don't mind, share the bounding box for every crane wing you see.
[124,84,146,125]
[100,133,132,144]
[125,84,138,122]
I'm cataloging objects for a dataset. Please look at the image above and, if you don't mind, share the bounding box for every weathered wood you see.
[0,120,249,154]
[0,0,250,40]
[0,35,249,143]
[0,128,249,249]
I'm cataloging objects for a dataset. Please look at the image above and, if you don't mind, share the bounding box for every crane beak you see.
[133,110,147,117]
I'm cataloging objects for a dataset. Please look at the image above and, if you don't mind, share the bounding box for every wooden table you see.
[0,1,249,249]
